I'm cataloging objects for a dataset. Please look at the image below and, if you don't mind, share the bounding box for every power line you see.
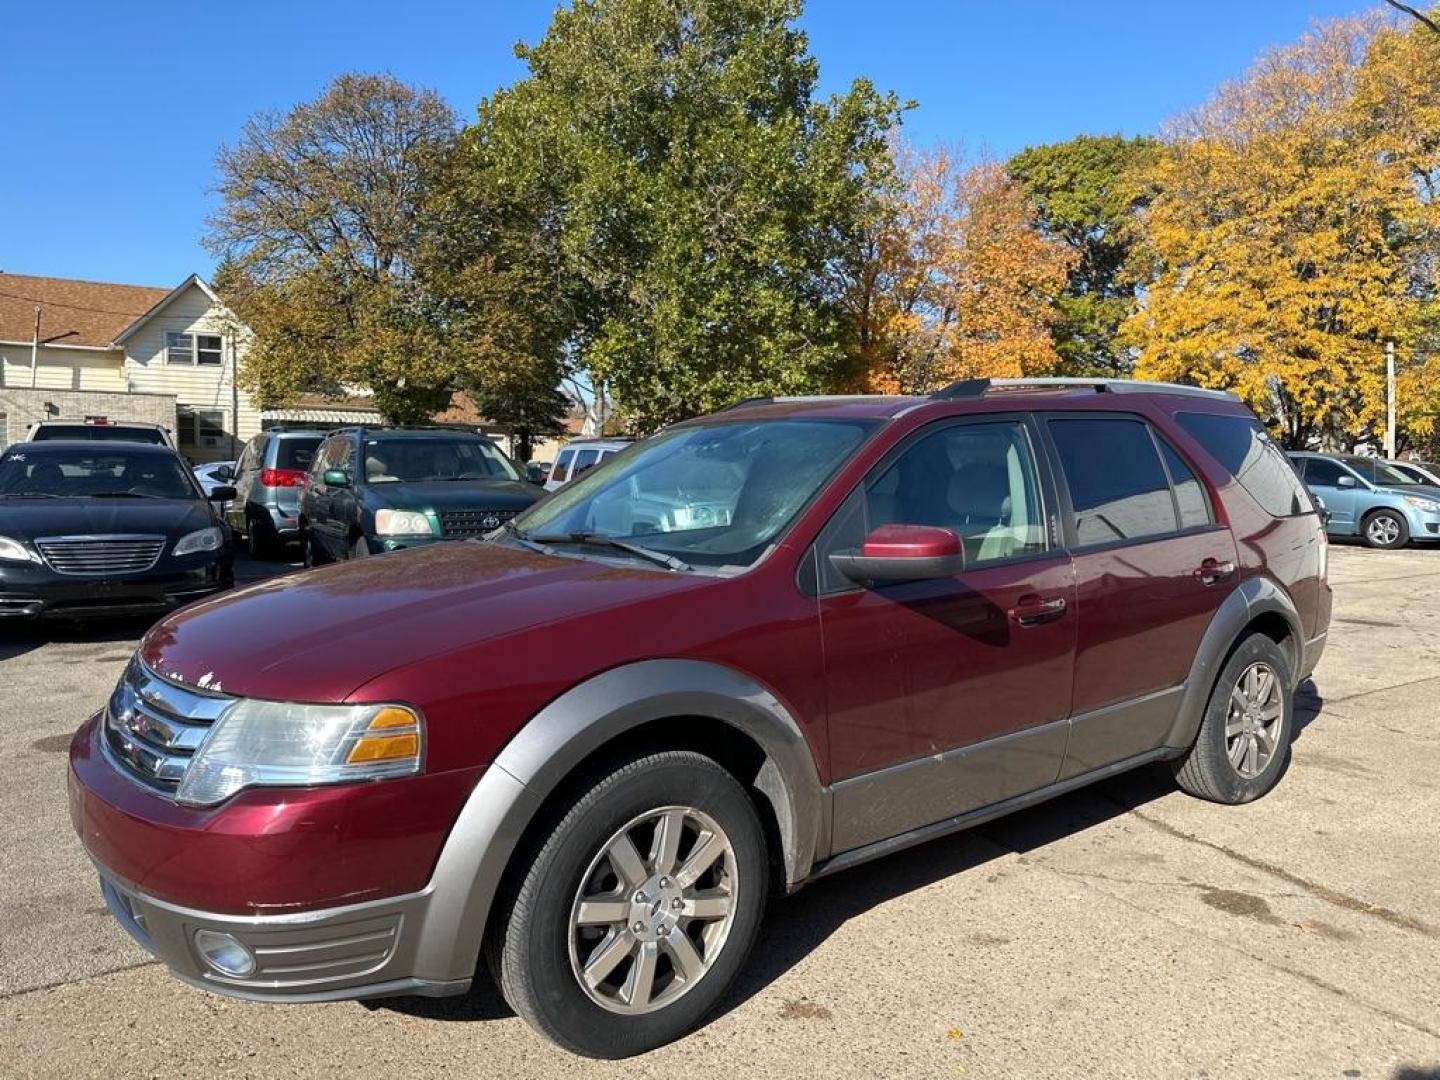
[0,289,157,318]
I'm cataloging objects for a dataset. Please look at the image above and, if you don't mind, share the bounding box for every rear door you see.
[1041,413,1238,778]
[818,415,1077,852]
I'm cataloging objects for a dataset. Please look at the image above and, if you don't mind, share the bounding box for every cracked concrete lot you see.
[2,546,1438,1078]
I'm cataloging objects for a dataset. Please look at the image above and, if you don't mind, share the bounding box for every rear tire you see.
[1173,633,1293,804]
[487,751,768,1058]
[1361,509,1408,550]
[245,513,276,560]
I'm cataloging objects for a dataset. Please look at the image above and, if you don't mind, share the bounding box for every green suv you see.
[299,427,542,563]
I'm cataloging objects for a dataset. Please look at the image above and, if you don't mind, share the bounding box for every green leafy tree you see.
[464,0,902,430]
[1007,135,1159,376]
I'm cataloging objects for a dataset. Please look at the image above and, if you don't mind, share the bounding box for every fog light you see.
[194,930,256,977]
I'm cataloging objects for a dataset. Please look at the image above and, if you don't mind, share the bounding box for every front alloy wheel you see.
[568,806,739,1015]
[488,751,768,1058]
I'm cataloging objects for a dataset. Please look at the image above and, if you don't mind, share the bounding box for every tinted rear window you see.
[32,424,164,444]
[275,437,321,470]
[1048,417,1178,545]
[1176,412,1311,517]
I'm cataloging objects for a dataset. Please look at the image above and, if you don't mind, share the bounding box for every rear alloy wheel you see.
[488,751,767,1058]
[1362,509,1408,550]
[1173,632,1293,804]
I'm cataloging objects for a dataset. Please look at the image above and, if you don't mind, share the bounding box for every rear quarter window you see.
[1175,412,1312,517]
[275,437,321,470]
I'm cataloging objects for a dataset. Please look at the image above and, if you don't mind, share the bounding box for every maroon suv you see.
[69,379,1330,1057]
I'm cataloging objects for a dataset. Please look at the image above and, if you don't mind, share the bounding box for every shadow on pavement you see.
[373,764,1177,1028]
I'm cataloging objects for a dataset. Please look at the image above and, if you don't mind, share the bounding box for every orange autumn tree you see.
[848,144,1075,393]
[1126,13,1439,449]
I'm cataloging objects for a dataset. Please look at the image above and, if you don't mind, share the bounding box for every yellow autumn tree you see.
[1126,14,1438,448]
[849,143,1075,393]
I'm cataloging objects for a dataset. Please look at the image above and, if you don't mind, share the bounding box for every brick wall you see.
[0,387,177,449]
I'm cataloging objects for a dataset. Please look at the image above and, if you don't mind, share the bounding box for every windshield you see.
[0,447,197,498]
[30,423,165,444]
[1345,456,1420,486]
[511,418,876,569]
[363,437,520,483]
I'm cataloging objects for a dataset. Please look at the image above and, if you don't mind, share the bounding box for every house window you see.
[177,407,227,448]
[166,332,225,366]
[196,334,223,366]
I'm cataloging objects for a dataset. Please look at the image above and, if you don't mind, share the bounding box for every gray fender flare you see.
[1163,576,1304,751]
[409,659,824,985]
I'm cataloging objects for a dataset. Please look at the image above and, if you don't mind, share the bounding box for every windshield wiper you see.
[0,491,65,498]
[87,490,168,499]
[528,531,693,572]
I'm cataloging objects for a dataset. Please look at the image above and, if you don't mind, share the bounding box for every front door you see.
[1041,414,1239,777]
[1298,457,1361,533]
[818,417,1077,852]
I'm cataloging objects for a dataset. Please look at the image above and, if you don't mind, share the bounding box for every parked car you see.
[216,429,324,558]
[299,426,540,563]
[1288,451,1440,549]
[192,461,236,499]
[27,418,174,447]
[0,441,232,619]
[1387,459,1440,487]
[545,437,631,491]
[69,380,1329,1057]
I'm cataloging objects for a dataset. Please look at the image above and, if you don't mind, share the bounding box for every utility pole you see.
[30,306,40,388]
[1385,340,1396,459]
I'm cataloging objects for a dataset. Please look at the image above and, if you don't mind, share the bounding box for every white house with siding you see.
[0,271,259,460]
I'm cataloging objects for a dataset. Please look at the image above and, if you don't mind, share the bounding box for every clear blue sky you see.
[1,0,1378,287]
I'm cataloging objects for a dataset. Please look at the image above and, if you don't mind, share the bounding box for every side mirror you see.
[322,469,351,488]
[829,524,965,584]
[1336,475,1357,489]
[213,464,234,481]
[208,485,237,503]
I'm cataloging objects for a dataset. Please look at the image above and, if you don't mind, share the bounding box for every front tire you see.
[488,751,769,1058]
[1173,633,1293,804]
[1361,509,1408,550]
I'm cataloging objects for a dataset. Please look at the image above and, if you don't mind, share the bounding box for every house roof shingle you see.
[0,272,171,349]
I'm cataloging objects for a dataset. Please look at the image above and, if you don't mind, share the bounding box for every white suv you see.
[26,419,175,448]
[544,437,630,491]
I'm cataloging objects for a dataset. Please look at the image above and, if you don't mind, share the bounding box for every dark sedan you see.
[0,441,235,619]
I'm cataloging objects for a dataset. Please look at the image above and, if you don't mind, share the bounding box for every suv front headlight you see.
[175,700,423,806]
[374,509,436,536]
[173,526,225,556]
[1403,495,1440,513]
[0,535,38,563]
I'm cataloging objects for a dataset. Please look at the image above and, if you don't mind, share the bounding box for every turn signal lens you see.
[346,707,422,765]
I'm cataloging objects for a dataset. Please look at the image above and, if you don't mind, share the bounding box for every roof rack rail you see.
[929,377,1237,402]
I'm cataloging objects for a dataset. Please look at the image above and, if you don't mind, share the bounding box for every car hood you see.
[1377,485,1440,503]
[364,478,540,511]
[0,498,214,542]
[139,540,709,702]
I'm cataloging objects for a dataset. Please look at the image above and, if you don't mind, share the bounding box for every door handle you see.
[1008,595,1068,626]
[1194,558,1236,586]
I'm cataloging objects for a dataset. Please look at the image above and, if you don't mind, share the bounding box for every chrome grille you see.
[37,534,166,575]
[102,659,234,796]
[438,508,521,539]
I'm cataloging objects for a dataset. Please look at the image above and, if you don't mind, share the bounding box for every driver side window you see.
[1303,458,1350,488]
[815,420,1048,594]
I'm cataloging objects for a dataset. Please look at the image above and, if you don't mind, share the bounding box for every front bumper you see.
[97,866,468,1002]
[68,711,500,1002]
[0,558,231,619]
